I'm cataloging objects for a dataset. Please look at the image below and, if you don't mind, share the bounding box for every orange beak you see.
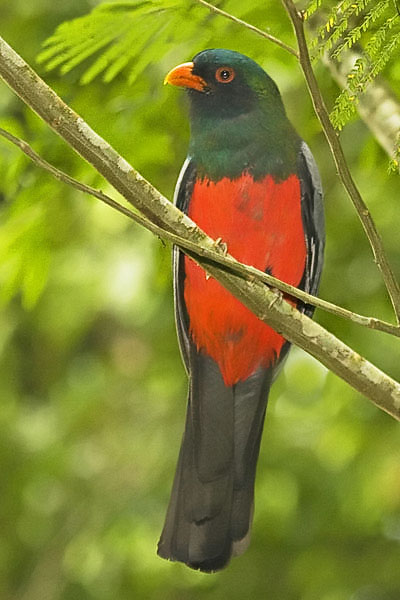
[164,61,207,92]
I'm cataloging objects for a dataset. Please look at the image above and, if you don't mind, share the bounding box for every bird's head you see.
[165,49,298,180]
[164,49,285,120]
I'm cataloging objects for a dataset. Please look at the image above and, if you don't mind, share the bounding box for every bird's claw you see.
[268,288,283,309]
[215,237,228,255]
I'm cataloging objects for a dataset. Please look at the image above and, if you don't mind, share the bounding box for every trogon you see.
[158,49,325,572]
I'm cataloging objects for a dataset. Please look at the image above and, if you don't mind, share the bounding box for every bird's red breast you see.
[184,173,306,386]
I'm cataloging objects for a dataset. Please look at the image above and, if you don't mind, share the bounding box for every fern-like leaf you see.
[330,88,359,130]
[331,0,390,60]
[365,14,398,58]
[310,0,372,54]
[368,29,400,79]
[37,1,181,83]
[304,0,322,20]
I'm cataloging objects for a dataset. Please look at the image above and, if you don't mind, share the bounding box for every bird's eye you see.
[215,66,235,83]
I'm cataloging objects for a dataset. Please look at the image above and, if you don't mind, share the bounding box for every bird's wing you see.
[172,157,197,372]
[298,141,325,314]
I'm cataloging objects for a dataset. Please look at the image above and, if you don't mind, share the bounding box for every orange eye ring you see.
[215,66,235,83]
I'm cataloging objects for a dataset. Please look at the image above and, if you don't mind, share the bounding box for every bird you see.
[158,49,325,572]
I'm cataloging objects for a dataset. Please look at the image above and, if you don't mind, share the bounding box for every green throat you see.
[188,104,301,182]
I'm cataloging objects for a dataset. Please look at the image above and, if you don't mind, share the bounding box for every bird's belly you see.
[184,173,306,386]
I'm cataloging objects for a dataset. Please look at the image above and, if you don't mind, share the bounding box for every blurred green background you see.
[0,2,399,599]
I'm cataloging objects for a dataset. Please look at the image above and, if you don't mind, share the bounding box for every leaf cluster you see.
[37,1,202,85]
[307,0,400,165]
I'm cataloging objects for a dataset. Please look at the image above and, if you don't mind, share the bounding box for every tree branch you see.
[2,125,400,338]
[281,0,400,323]
[0,35,400,420]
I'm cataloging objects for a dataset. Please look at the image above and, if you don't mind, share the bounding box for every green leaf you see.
[37,1,179,81]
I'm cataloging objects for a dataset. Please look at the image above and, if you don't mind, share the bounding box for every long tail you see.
[157,352,272,572]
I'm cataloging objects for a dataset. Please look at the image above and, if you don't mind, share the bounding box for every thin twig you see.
[194,0,299,58]
[2,125,399,339]
[281,0,400,323]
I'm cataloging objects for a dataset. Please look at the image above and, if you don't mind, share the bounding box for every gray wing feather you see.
[298,141,325,307]
[172,158,196,372]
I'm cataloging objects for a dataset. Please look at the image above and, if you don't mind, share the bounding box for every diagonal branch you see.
[1,125,400,339]
[0,35,400,420]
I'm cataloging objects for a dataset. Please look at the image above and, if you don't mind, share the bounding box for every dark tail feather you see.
[157,353,272,572]
[230,368,272,543]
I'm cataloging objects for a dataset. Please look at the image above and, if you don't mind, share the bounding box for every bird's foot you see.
[268,288,283,309]
[215,237,228,255]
